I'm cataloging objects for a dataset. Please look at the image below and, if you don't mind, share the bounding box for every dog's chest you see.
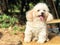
[26,22,47,35]
[33,22,46,28]
[29,22,46,30]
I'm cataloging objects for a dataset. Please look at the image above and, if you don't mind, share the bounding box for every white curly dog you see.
[24,3,53,43]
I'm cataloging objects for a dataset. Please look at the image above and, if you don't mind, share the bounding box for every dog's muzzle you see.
[38,13,45,21]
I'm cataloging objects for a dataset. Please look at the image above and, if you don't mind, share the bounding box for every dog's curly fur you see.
[24,3,53,43]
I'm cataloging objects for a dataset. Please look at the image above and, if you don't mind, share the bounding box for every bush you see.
[0,14,19,28]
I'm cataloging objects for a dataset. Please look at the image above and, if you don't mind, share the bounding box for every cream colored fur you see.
[24,3,53,43]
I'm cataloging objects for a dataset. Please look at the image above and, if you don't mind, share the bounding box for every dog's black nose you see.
[41,12,44,15]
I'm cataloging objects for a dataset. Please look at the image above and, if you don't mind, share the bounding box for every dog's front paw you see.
[37,40,45,43]
[24,38,31,43]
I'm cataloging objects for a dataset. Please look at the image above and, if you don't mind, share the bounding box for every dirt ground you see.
[0,28,24,45]
[0,28,60,45]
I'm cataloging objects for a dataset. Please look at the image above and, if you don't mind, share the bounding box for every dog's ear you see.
[46,12,54,22]
[26,10,33,21]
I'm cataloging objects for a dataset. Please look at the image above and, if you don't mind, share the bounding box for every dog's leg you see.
[24,32,32,42]
[24,29,32,42]
[37,28,47,43]
[24,22,33,42]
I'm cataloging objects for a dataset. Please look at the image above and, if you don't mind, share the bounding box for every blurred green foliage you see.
[0,14,19,28]
[13,25,25,32]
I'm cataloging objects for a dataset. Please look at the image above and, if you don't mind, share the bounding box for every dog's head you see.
[26,3,53,22]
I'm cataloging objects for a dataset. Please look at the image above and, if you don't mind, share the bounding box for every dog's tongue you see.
[40,16,44,21]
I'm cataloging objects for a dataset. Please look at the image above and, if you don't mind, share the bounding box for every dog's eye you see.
[43,10,45,11]
[37,10,40,12]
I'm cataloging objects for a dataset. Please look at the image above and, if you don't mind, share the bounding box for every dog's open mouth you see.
[38,15,45,21]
